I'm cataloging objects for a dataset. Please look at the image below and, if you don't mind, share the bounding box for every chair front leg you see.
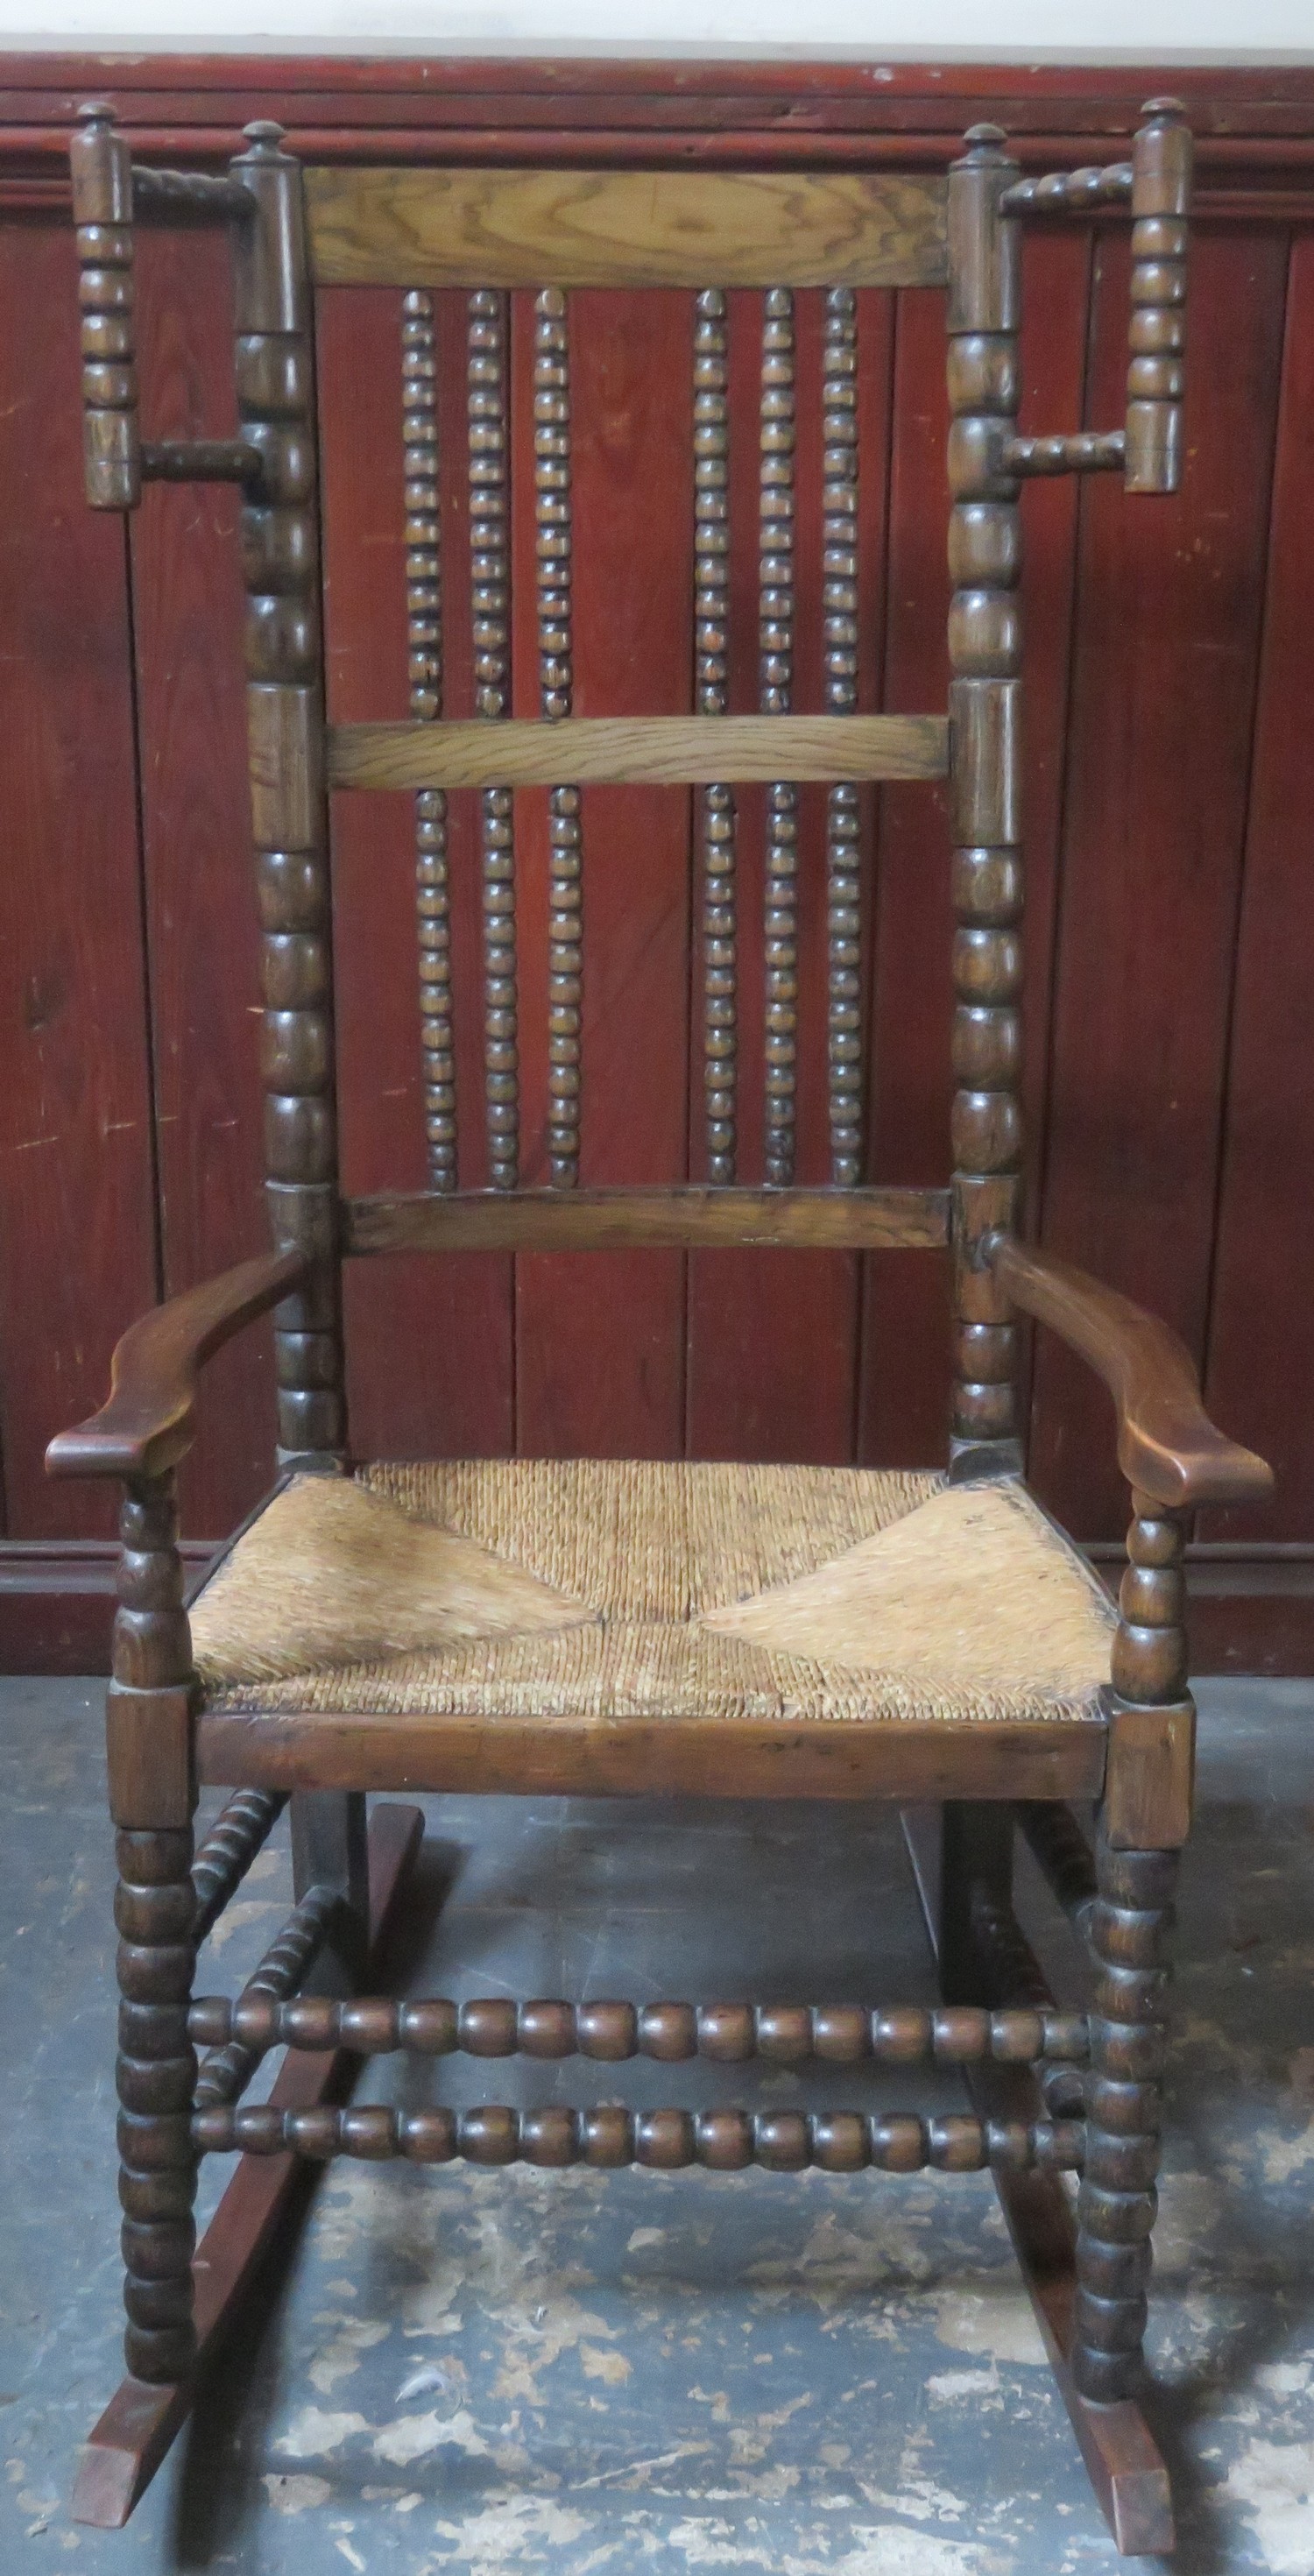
[1074,1490,1188,2403]
[109,1473,199,2385]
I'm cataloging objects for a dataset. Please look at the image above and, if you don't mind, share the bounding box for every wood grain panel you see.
[130,223,275,1539]
[318,282,513,1462]
[513,288,694,1459]
[1203,231,1312,1543]
[346,1184,948,1254]
[328,711,946,790]
[0,220,158,1543]
[306,166,948,290]
[1029,224,1288,1539]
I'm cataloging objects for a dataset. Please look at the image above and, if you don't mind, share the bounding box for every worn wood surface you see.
[196,1704,1110,1804]
[2,60,1311,1645]
[305,166,949,289]
[345,1184,950,1256]
[328,711,948,789]
[995,1238,1274,1511]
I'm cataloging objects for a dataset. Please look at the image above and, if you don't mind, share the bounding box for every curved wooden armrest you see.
[46,1249,308,1483]
[991,1237,1273,1511]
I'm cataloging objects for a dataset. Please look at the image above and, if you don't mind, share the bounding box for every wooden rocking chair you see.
[51,96,1271,2552]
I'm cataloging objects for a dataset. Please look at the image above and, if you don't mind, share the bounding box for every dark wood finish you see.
[193,1879,340,2108]
[195,1705,1108,1805]
[993,1236,1272,1510]
[71,1800,423,2529]
[946,122,1024,1476]
[45,1250,306,1481]
[233,120,345,1469]
[187,1991,1088,2063]
[110,1472,198,2388]
[1125,102,1192,494]
[1072,1834,1177,2406]
[345,1182,950,1255]
[901,1804,1175,2555]
[191,1787,286,1943]
[69,103,139,507]
[194,2098,1081,2174]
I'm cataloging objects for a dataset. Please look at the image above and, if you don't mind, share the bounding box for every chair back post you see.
[945,124,1024,1479]
[230,121,345,1469]
[70,102,141,510]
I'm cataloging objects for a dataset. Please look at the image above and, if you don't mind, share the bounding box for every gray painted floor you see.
[3,1676,1314,2572]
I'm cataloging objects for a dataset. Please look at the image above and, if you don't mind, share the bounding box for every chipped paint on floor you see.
[2,1678,1314,2570]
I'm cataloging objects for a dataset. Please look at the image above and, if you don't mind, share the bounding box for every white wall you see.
[0,0,1309,62]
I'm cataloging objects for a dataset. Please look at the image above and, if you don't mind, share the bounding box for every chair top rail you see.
[343,1185,951,1257]
[304,165,950,290]
[325,714,950,794]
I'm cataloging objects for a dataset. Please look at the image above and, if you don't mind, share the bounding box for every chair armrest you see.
[991,1237,1273,1511]
[46,1249,308,1483]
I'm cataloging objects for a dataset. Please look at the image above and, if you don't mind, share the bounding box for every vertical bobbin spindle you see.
[1126,100,1192,495]
[823,286,862,1187]
[946,127,1024,1467]
[70,103,140,510]
[1073,1493,1188,2399]
[535,287,582,1189]
[760,287,797,1190]
[468,289,518,1190]
[695,288,737,1185]
[402,290,456,1192]
[111,1472,199,2385]
[232,119,344,1466]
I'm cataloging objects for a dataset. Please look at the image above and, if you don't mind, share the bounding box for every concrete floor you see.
[3,1677,1314,2573]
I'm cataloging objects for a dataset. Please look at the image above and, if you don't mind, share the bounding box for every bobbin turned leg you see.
[1074,1492,1190,2411]
[1073,1834,1176,2402]
[110,1475,199,2388]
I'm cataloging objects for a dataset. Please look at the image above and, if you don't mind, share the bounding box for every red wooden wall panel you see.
[0,220,158,1541]
[0,59,1311,1604]
[130,224,276,1536]
[1028,225,1289,1538]
[1204,233,1314,1544]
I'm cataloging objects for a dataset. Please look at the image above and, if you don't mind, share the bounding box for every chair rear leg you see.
[290,1790,371,1992]
[1073,1834,1176,2401]
[937,1801,1013,2004]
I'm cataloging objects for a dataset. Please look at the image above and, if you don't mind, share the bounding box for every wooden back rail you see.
[67,99,1193,1466]
[187,1992,1090,2064]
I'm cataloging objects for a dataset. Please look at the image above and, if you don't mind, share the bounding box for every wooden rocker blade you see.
[71,1801,424,2528]
[900,1806,1174,2558]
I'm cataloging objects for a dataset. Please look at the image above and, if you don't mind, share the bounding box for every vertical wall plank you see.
[0,223,158,1540]
[512,288,694,1459]
[320,282,513,1461]
[1029,226,1288,1538]
[131,225,274,1539]
[1203,232,1310,1542]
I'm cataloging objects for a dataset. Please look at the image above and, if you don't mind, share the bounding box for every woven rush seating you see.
[190,1461,1115,1725]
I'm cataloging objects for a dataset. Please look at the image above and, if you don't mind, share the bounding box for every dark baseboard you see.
[2,1540,1312,1681]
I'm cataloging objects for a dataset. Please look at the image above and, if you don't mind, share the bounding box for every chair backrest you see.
[69,100,1191,1476]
